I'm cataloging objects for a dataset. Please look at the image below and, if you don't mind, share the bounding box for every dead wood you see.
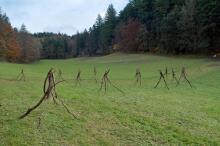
[75,70,81,86]
[99,69,125,95]
[165,67,168,79]
[19,68,76,119]
[57,69,63,80]
[177,67,193,88]
[94,67,98,83]
[99,69,110,93]
[56,98,77,119]
[37,117,41,129]
[135,68,141,86]
[16,69,25,81]
[154,70,169,90]
[172,68,179,84]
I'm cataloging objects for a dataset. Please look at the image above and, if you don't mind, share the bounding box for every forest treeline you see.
[0,11,41,62]
[1,0,220,63]
[75,0,220,56]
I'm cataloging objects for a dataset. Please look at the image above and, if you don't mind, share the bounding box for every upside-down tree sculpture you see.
[75,69,81,86]
[16,69,25,81]
[154,70,169,90]
[165,67,168,79]
[99,69,125,95]
[177,67,193,88]
[57,69,64,80]
[135,68,141,86]
[94,67,98,83]
[19,68,76,119]
[172,68,179,84]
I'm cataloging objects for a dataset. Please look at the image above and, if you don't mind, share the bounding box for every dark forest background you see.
[1,0,220,63]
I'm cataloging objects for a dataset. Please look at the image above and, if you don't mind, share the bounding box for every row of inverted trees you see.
[0,8,41,62]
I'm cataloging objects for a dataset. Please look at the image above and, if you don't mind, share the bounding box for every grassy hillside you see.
[0,53,220,145]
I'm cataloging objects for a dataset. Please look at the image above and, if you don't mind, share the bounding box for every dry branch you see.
[172,68,179,84]
[19,68,76,119]
[75,70,81,86]
[135,68,141,86]
[165,67,168,79]
[57,69,63,80]
[94,67,98,83]
[16,69,25,81]
[99,69,125,95]
[177,67,193,88]
[37,117,41,129]
[154,70,169,90]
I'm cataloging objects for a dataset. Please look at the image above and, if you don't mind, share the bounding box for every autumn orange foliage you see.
[0,18,21,62]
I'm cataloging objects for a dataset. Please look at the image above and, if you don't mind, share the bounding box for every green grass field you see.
[0,53,220,145]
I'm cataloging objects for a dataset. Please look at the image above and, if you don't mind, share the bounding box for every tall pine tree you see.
[101,4,117,54]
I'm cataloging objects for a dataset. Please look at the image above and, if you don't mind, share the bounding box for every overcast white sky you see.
[0,0,129,35]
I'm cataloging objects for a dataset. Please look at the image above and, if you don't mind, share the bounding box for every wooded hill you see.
[1,0,220,63]
[75,0,220,56]
[0,10,41,62]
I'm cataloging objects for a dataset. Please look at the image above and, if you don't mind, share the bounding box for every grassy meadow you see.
[0,53,220,145]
